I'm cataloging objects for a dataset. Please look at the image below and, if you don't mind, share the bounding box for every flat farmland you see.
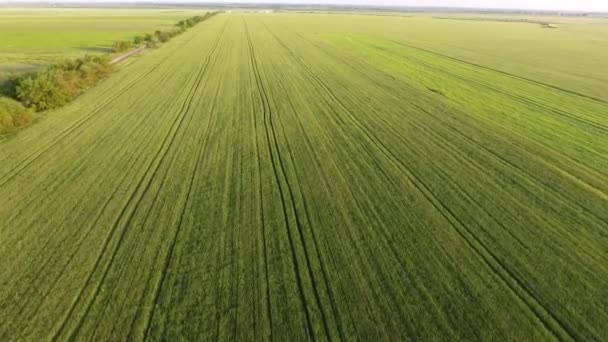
[0,8,196,74]
[1,12,608,340]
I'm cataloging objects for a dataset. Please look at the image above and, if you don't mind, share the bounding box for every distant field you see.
[0,8,197,74]
[1,11,608,341]
[288,13,608,101]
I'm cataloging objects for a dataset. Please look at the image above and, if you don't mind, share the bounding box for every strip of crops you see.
[1,13,607,341]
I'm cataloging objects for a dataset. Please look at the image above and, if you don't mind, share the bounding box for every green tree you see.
[112,40,132,53]
[0,96,33,133]
[133,35,145,45]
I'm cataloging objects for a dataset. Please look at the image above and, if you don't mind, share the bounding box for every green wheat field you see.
[1,10,608,341]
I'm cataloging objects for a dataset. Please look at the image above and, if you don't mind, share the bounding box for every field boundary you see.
[111,46,146,64]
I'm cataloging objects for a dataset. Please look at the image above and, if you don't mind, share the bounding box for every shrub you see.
[17,71,67,111]
[146,39,159,48]
[16,55,113,111]
[155,30,171,43]
[0,73,26,98]
[133,35,145,45]
[0,96,33,133]
[112,40,132,53]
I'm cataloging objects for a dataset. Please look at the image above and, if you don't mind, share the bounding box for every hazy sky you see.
[323,0,608,11]
[5,0,608,12]
[221,0,607,12]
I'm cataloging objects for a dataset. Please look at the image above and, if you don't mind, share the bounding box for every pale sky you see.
[4,0,608,12]
[225,0,608,12]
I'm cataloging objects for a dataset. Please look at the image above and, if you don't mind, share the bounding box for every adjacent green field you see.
[0,8,197,74]
[1,12,607,340]
[289,13,608,101]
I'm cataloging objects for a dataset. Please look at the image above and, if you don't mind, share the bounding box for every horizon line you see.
[1,1,608,14]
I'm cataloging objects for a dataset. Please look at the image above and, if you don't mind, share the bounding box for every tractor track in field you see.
[412,125,608,277]
[113,23,228,339]
[50,22,227,341]
[266,24,577,341]
[323,39,608,266]
[364,59,580,342]
[299,31,608,224]
[306,33,608,199]
[0,30,203,300]
[245,20,326,340]
[99,99,203,338]
[372,41,608,134]
[246,20,608,340]
[265,23,427,338]
[212,126,240,341]
[1,98,180,327]
[260,62,335,342]
[265,26,434,338]
[390,40,608,105]
[243,20,274,339]
[0,68,184,293]
[308,46,581,342]
[273,59,400,337]
[142,49,226,341]
[0,62,179,231]
[354,40,608,184]
[417,109,608,230]
[264,56,343,342]
[0,29,209,189]
[0,81,187,330]
[302,35,608,238]
[406,111,608,273]
[348,52,608,225]
[69,23,227,340]
[279,108,374,338]
[345,117,577,339]
[268,60,350,341]
[229,85,244,341]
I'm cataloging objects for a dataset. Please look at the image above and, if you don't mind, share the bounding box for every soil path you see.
[110,46,146,64]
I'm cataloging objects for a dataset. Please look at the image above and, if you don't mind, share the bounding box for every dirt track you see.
[110,46,146,64]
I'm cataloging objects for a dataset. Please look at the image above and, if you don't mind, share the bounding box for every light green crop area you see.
[1,12,607,341]
[285,13,608,101]
[0,8,197,73]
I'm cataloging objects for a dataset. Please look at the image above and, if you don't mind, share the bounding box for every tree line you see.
[0,12,218,134]
[111,13,219,53]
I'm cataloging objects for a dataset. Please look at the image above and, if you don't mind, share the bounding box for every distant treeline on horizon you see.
[0,2,606,16]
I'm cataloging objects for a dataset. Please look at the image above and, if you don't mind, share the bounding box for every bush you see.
[155,30,171,43]
[133,35,145,45]
[146,39,159,48]
[0,97,33,133]
[16,55,113,111]
[16,71,67,111]
[112,40,132,53]
[0,73,26,98]
[176,20,188,29]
